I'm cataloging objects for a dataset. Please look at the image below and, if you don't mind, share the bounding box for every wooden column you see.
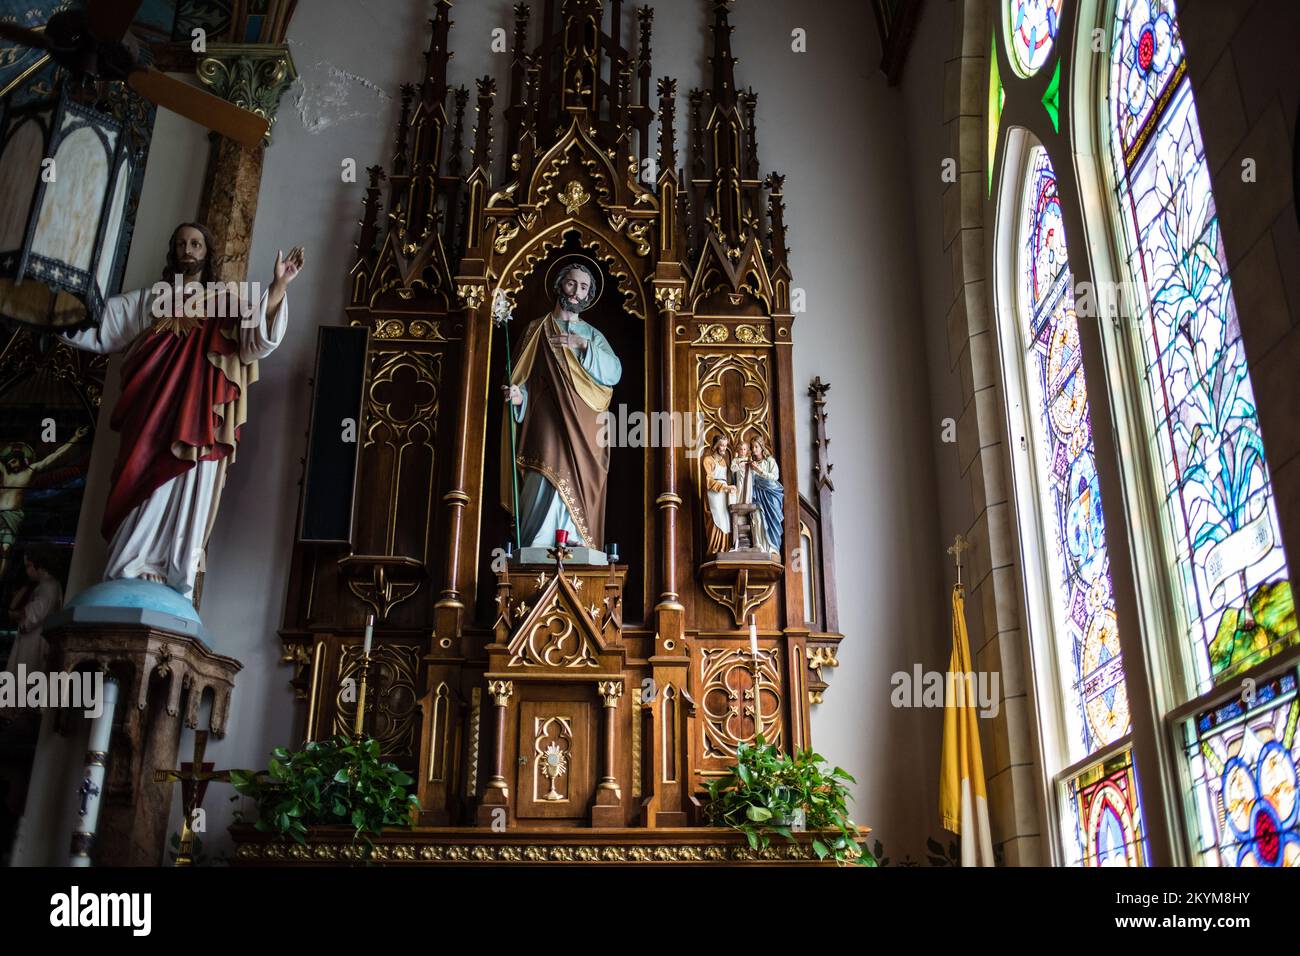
[592,680,623,825]
[772,313,809,751]
[435,283,487,638]
[654,285,684,615]
[476,678,512,826]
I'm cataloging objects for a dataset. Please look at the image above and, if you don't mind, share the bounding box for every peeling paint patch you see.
[292,60,392,135]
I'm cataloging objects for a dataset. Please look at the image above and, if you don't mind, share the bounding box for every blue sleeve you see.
[580,326,622,387]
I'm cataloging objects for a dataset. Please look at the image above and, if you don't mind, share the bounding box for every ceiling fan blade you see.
[85,0,144,43]
[0,21,52,52]
[127,67,270,148]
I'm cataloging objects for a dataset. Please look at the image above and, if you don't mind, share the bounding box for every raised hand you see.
[274,246,306,286]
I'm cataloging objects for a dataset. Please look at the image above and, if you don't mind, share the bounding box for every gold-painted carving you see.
[534,716,573,801]
[334,643,420,758]
[654,286,684,313]
[559,179,590,214]
[467,687,481,797]
[509,603,599,668]
[700,646,783,759]
[234,840,842,865]
[625,221,651,257]
[493,218,521,254]
[597,680,623,707]
[456,283,486,310]
[487,680,514,706]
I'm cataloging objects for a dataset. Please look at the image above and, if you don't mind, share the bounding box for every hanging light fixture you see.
[0,74,142,329]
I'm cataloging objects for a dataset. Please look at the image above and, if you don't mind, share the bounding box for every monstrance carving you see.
[534,716,574,802]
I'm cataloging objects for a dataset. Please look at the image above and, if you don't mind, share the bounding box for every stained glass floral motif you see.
[1109,0,1296,694]
[1184,670,1300,867]
[1018,147,1132,760]
[1005,0,1064,77]
[1112,0,1184,166]
[1063,747,1148,866]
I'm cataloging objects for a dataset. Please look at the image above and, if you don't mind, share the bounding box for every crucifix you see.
[154,730,232,866]
[76,777,100,816]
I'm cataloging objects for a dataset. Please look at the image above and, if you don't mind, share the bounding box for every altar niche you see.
[480,235,649,625]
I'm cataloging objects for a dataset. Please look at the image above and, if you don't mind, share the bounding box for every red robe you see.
[102,315,247,539]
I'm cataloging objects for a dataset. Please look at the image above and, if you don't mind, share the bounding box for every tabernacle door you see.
[515,690,596,822]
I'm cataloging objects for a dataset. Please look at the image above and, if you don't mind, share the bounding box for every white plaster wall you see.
[35,1,950,865]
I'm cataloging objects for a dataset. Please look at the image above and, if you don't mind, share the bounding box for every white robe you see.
[4,574,62,674]
[60,287,288,595]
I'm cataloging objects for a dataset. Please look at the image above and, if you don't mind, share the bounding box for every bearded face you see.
[173,226,207,279]
[554,266,595,313]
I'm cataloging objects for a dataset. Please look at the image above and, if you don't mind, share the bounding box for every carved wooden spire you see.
[657,76,678,176]
[809,377,838,632]
[471,76,497,175]
[637,6,654,165]
[765,171,789,279]
[393,83,415,176]
[708,0,738,108]
[422,0,454,111]
[504,3,531,168]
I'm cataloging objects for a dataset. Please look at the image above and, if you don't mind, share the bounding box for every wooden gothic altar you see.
[276,0,845,847]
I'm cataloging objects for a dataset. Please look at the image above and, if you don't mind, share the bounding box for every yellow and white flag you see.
[940,583,995,866]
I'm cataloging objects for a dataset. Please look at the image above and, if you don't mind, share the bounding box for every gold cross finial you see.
[947,533,970,586]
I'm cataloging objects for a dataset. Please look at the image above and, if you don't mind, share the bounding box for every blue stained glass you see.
[1109,0,1297,693]
[1005,0,1065,77]
[1018,147,1132,760]
[1184,670,1300,866]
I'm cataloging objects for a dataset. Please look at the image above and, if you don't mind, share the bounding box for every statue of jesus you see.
[500,257,622,551]
[58,221,305,596]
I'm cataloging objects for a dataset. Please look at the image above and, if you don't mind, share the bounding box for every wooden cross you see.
[154,731,231,867]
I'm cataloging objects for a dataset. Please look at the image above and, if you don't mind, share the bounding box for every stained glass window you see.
[1063,748,1148,866]
[1108,0,1296,694]
[1183,669,1300,867]
[988,33,1005,195]
[1005,0,1064,77]
[1017,146,1132,762]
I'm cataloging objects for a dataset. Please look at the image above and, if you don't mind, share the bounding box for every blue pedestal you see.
[50,578,208,642]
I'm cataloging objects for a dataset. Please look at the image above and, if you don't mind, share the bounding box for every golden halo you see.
[545,254,604,310]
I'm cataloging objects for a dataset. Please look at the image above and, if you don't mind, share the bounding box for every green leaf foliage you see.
[700,736,872,866]
[230,734,421,853]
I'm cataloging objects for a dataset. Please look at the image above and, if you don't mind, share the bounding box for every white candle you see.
[363,614,374,657]
[749,616,758,659]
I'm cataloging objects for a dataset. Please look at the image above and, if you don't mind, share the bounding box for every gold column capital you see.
[487,679,514,706]
[597,680,623,708]
[196,43,298,145]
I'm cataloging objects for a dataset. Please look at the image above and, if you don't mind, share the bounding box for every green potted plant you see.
[230,735,419,850]
[702,734,874,865]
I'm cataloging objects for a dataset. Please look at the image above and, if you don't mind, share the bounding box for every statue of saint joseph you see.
[59,222,305,596]
[501,258,622,550]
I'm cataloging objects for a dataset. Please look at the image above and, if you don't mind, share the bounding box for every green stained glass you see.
[1042,60,1061,132]
[989,35,1005,195]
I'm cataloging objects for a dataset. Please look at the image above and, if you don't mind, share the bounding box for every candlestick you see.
[555,529,568,546]
[362,613,374,657]
[749,617,762,741]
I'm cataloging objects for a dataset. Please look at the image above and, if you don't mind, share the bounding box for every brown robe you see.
[500,313,614,548]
